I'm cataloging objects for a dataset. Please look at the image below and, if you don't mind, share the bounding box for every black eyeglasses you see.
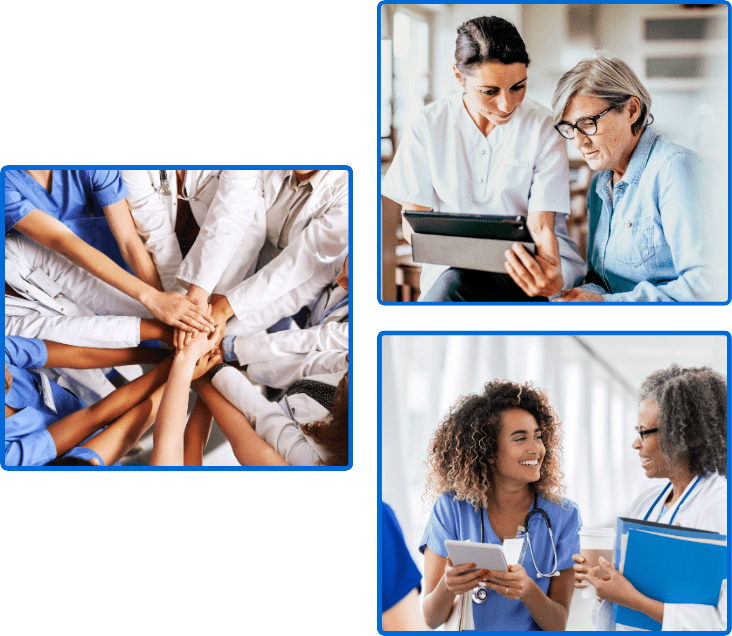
[634,426,659,440]
[554,106,616,140]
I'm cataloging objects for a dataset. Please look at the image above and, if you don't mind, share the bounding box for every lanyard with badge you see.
[643,475,701,524]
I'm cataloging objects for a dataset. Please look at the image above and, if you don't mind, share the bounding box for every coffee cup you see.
[578,527,616,600]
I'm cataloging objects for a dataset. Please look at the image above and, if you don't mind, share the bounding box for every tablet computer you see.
[403,210,533,243]
[444,540,509,573]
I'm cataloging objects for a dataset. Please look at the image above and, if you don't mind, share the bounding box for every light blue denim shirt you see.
[579,127,721,302]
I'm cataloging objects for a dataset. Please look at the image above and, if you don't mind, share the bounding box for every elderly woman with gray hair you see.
[540,54,722,302]
[572,364,727,630]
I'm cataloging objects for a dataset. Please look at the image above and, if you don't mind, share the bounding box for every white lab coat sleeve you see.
[5,313,141,348]
[246,350,348,389]
[662,580,727,631]
[211,367,320,466]
[233,322,348,366]
[225,174,349,318]
[229,255,345,336]
[176,170,265,294]
[121,170,182,292]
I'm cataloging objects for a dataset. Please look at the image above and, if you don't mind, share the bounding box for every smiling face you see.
[492,408,545,487]
[632,398,673,479]
[456,62,527,134]
[561,93,641,179]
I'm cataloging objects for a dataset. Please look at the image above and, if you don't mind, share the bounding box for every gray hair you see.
[551,53,652,136]
[638,364,727,477]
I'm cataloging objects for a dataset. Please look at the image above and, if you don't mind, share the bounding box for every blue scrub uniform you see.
[5,336,104,467]
[421,492,581,631]
[382,502,422,613]
[5,170,130,269]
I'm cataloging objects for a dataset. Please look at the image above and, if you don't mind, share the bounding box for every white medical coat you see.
[229,253,348,387]
[381,92,585,296]
[193,170,349,321]
[211,367,341,466]
[594,472,727,630]
[122,169,265,294]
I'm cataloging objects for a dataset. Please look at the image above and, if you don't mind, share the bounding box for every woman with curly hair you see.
[574,365,727,630]
[420,380,581,630]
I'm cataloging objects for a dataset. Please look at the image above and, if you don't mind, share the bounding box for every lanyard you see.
[643,475,701,525]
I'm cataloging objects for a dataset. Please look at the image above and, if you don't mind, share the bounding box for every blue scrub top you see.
[382,502,422,613]
[5,169,130,269]
[421,491,582,631]
[5,336,103,467]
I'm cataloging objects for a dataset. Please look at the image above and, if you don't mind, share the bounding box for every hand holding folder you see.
[612,517,726,631]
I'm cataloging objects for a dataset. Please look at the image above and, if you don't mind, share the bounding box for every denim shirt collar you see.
[594,126,659,196]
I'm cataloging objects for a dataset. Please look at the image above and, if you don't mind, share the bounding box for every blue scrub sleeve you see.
[89,170,129,208]
[5,428,56,466]
[62,446,105,466]
[5,174,36,233]
[382,502,422,612]
[420,493,459,557]
[5,336,47,370]
[554,499,582,571]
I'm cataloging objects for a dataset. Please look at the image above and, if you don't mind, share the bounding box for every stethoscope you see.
[642,475,701,524]
[158,170,215,201]
[472,490,559,604]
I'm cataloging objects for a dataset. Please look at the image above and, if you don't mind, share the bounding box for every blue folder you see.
[614,525,726,630]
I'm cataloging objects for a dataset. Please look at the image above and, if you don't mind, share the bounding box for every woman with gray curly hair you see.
[573,364,727,630]
[549,54,722,303]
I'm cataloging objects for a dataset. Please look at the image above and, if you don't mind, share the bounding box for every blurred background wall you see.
[381,333,727,630]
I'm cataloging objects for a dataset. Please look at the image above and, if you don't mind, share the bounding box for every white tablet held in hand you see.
[445,540,509,572]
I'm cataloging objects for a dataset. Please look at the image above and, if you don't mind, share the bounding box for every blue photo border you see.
[376,1,732,306]
[2,164,354,472]
[376,330,732,633]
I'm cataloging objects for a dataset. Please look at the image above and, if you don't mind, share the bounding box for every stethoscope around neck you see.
[472,490,559,604]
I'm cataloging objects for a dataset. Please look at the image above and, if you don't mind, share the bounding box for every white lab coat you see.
[211,366,341,466]
[5,233,152,402]
[121,169,265,294]
[201,169,349,322]
[5,233,149,346]
[228,253,348,387]
[594,473,727,631]
[381,92,586,297]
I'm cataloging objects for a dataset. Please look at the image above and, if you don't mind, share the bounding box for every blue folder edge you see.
[613,526,726,630]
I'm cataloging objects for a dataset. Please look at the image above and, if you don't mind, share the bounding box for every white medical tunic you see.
[381,92,585,296]
[594,473,727,631]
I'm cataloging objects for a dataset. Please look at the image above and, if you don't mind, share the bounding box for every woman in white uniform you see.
[573,364,727,630]
[382,16,584,301]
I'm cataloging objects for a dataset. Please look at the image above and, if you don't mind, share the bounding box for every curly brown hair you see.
[425,380,565,511]
[639,365,726,477]
[302,373,349,467]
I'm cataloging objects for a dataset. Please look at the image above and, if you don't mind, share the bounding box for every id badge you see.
[503,533,528,566]
[38,371,58,413]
